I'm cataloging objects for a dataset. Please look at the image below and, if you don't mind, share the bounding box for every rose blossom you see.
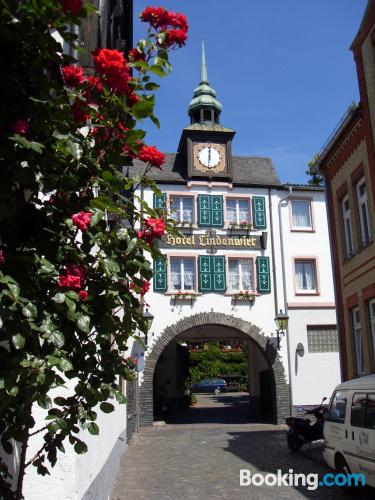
[11,119,29,136]
[128,48,146,62]
[140,7,188,33]
[130,280,150,296]
[137,145,165,169]
[71,211,93,231]
[60,0,83,16]
[58,264,86,290]
[92,48,130,94]
[62,65,84,87]
[165,29,187,48]
[78,290,88,301]
[138,218,165,244]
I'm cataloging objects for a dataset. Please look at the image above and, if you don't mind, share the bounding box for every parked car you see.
[191,378,227,395]
[324,374,375,488]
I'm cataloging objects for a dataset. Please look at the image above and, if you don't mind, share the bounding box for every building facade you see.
[318,0,375,381]
[131,43,340,425]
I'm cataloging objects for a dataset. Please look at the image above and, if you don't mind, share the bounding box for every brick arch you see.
[139,312,290,426]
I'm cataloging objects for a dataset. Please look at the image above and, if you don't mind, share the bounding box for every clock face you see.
[193,143,226,174]
[198,146,221,168]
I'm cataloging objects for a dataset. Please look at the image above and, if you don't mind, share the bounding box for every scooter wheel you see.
[287,434,303,451]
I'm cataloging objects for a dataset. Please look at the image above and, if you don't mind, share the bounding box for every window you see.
[342,195,354,257]
[307,326,339,353]
[351,393,375,429]
[370,299,375,360]
[226,198,250,225]
[228,258,254,291]
[169,196,194,224]
[357,179,371,245]
[291,199,313,230]
[294,260,317,293]
[353,308,365,374]
[170,257,195,291]
[327,390,348,423]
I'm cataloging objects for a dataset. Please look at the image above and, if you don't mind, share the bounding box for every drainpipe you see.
[268,188,278,315]
[278,186,293,416]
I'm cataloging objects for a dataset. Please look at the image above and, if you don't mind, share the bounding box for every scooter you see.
[286,397,327,451]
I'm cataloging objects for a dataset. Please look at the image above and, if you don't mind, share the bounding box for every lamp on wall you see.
[142,308,154,345]
[273,310,289,350]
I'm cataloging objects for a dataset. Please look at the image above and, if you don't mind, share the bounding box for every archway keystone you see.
[139,313,290,425]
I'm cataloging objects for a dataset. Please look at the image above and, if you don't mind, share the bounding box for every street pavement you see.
[112,393,373,500]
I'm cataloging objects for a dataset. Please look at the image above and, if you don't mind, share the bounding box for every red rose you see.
[78,290,88,301]
[171,13,188,32]
[60,0,83,16]
[138,218,165,244]
[140,7,188,33]
[71,211,93,231]
[137,145,165,169]
[58,264,86,290]
[0,249,5,265]
[85,75,104,94]
[165,29,187,48]
[92,48,130,94]
[130,280,150,296]
[61,65,84,87]
[11,119,28,136]
[128,48,146,62]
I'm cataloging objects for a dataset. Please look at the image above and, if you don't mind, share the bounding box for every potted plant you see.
[190,393,197,407]
[233,290,256,302]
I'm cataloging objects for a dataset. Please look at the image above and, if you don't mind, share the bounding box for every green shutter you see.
[252,196,267,229]
[212,256,226,291]
[211,195,224,227]
[257,256,271,293]
[198,256,212,292]
[153,256,167,292]
[198,195,211,227]
[153,192,166,210]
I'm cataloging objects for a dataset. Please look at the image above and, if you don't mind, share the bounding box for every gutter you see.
[278,186,293,416]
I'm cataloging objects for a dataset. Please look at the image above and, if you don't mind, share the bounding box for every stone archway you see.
[139,312,290,426]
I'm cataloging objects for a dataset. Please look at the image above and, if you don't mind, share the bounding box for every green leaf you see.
[100,402,114,414]
[74,440,88,454]
[46,355,61,367]
[144,82,160,91]
[132,96,155,120]
[37,372,46,385]
[52,292,65,304]
[87,422,99,435]
[7,283,20,298]
[114,390,126,404]
[149,65,167,78]
[103,258,120,275]
[66,291,78,299]
[65,296,76,313]
[49,330,65,348]
[77,315,90,333]
[59,358,73,372]
[12,333,25,349]
[22,302,37,318]
[90,210,104,227]
[38,258,55,274]
[10,135,45,154]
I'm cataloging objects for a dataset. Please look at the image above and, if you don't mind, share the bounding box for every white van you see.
[324,374,375,487]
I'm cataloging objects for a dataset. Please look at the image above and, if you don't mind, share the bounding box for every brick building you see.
[318,0,375,380]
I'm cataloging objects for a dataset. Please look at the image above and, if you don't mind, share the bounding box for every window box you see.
[228,221,252,233]
[172,291,198,302]
[232,291,256,302]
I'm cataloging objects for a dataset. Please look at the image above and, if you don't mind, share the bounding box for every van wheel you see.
[335,455,355,491]
[287,434,303,451]
[214,388,221,395]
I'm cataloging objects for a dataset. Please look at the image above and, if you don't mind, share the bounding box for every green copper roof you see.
[188,40,222,116]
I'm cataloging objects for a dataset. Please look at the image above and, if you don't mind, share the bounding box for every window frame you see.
[306,325,339,353]
[293,257,319,295]
[370,298,375,361]
[289,197,314,232]
[352,307,365,375]
[342,194,354,258]
[356,178,371,246]
[224,196,251,227]
[326,390,348,423]
[167,255,198,293]
[168,193,196,226]
[226,256,255,293]
[350,392,375,430]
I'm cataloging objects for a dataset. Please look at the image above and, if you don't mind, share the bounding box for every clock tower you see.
[179,41,235,180]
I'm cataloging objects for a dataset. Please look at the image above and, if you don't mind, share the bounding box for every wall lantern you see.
[142,308,154,345]
[273,310,289,350]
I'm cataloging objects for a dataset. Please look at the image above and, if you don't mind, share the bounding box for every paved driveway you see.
[112,395,373,500]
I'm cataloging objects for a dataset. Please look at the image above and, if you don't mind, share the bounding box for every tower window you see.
[203,110,211,121]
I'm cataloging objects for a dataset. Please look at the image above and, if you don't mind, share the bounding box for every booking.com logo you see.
[240,469,366,490]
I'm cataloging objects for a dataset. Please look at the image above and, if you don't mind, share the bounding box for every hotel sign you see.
[158,233,262,250]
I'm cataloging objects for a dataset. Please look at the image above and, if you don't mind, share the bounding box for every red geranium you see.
[61,65,84,87]
[58,264,86,290]
[71,211,93,231]
[165,29,187,48]
[60,0,82,16]
[11,119,28,136]
[137,145,165,169]
[0,249,5,265]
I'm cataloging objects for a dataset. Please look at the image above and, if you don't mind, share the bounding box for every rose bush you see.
[0,1,187,497]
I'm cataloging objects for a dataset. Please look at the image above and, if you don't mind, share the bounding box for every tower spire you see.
[188,40,222,125]
[201,39,208,83]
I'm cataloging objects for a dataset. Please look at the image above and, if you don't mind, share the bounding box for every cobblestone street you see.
[112,394,373,500]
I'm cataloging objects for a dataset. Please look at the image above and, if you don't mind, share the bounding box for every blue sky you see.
[134,0,367,184]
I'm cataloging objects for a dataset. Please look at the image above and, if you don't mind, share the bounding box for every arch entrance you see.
[139,313,290,426]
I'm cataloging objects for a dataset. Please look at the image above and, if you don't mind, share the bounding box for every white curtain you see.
[238,200,250,223]
[226,199,237,223]
[295,262,315,290]
[170,259,181,290]
[240,259,253,289]
[182,197,193,223]
[183,259,194,290]
[292,200,311,227]
[228,259,252,290]
[228,260,239,290]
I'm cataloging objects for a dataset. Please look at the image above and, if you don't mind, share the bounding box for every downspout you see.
[278,186,293,416]
[268,188,278,315]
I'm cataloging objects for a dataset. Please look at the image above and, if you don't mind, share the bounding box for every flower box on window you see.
[229,221,252,232]
[232,291,256,302]
[172,291,198,301]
